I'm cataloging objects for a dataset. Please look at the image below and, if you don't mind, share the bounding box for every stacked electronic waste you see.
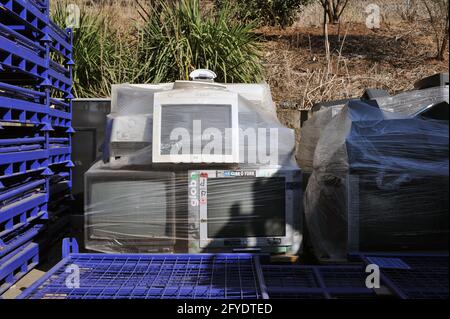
[0,0,73,294]
[83,71,303,256]
[298,74,449,262]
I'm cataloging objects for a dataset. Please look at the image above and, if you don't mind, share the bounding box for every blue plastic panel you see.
[29,0,48,11]
[0,0,48,39]
[0,98,48,124]
[0,225,42,258]
[366,257,411,270]
[0,178,45,202]
[50,98,70,112]
[0,137,45,155]
[0,34,47,81]
[262,265,377,299]
[361,253,448,299]
[0,192,47,238]
[0,149,49,178]
[48,146,71,166]
[49,21,72,60]
[49,113,71,128]
[0,242,39,295]
[0,22,46,53]
[48,64,71,95]
[18,254,267,299]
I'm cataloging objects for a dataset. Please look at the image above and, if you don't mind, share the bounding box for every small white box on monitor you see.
[152,89,240,163]
[187,168,303,254]
[109,114,152,161]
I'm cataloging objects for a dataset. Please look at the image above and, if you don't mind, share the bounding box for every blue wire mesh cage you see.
[262,265,378,299]
[18,253,268,299]
[361,253,449,299]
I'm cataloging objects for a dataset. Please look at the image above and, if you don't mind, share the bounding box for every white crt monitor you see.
[152,89,240,163]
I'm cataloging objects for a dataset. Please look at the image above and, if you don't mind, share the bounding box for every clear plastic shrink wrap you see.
[304,99,449,261]
[85,81,302,254]
[298,86,449,174]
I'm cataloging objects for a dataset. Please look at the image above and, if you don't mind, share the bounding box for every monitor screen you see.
[206,177,286,238]
[88,179,171,240]
[351,175,449,251]
[160,104,232,156]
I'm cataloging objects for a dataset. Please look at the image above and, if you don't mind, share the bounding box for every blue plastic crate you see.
[48,146,71,166]
[0,224,43,258]
[48,63,72,96]
[1,0,72,95]
[0,22,46,55]
[1,2,72,296]
[1,0,48,14]
[0,34,47,82]
[0,242,39,295]
[18,253,268,299]
[29,0,48,11]
[0,82,48,123]
[0,97,48,124]
[48,113,71,129]
[0,149,49,178]
[48,21,72,60]
[0,136,46,154]
[0,0,48,40]
[0,192,48,238]
[360,253,449,299]
[0,178,46,203]
[49,105,72,130]
[262,265,377,299]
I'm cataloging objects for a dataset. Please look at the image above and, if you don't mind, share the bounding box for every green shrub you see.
[137,0,263,83]
[52,1,146,97]
[214,0,311,27]
[52,0,264,97]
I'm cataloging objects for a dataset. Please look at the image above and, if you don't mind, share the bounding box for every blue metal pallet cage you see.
[359,253,449,299]
[0,225,43,258]
[261,265,378,299]
[0,242,39,295]
[18,249,269,299]
[0,0,73,295]
[0,191,48,236]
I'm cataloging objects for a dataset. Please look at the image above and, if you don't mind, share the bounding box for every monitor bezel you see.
[152,90,240,163]
[188,169,299,250]
[84,169,176,251]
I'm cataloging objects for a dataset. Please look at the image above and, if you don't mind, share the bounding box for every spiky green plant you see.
[52,1,147,97]
[52,0,264,97]
[137,0,264,83]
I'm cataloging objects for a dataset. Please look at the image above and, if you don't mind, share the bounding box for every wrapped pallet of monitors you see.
[84,77,302,255]
[299,85,449,174]
[303,99,449,261]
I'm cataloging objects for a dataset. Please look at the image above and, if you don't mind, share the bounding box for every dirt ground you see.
[260,21,448,137]
[261,22,448,109]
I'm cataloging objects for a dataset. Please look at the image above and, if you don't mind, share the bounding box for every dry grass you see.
[53,0,448,110]
[261,21,448,112]
[52,0,142,34]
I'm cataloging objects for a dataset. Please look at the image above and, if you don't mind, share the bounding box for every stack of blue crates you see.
[0,0,73,295]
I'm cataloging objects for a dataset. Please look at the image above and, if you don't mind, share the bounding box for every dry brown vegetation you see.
[54,0,448,112]
[262,22,448,111]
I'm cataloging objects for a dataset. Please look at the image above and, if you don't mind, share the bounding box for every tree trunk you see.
[331,12,340,24]
[438,35,448,61]
[325,7,339,24]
